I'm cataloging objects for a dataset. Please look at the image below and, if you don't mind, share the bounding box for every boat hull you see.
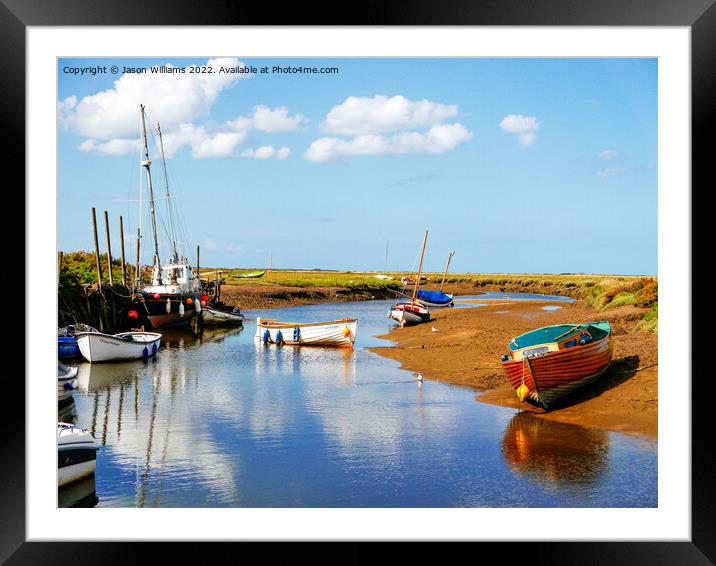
[58,337,82,359]
[201,305,244,326]
[388,302,430,325]
[501,334,613,410]
[256,318,357,347]
[132,291,198,329]
[76,331,162,363]
[58,424,98,488]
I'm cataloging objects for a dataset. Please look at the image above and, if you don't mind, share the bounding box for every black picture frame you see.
[5,0,706,562]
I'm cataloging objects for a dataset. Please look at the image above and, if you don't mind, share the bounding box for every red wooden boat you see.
[500,322,613,410]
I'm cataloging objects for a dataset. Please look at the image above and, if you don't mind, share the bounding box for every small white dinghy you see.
[256,318,357,348]
[57,423,98,487]
[75,331,162,363]
[57,362,79,403]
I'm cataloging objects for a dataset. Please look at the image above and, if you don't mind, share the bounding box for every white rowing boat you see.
[75,331,162,363]
[255,317,357,348]
[58,423,98,487]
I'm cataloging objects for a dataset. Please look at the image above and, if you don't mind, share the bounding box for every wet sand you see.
[369,299,657,439]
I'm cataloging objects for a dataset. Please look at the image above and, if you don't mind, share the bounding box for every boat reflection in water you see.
[58,474,98,508]
[58,397,78,424]
[501,412,609,488]
[254,338,357,386]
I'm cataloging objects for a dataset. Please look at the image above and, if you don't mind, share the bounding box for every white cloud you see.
[322,95,459,135]
[251,105,306,132]
[304,123,472,162]
[598,149,619,160]
[597,166,625,179]
[192,131,248,159]
[241,146,291,160]
[499,114,540,147]
[59,58,248,140]
[77,138,138,156]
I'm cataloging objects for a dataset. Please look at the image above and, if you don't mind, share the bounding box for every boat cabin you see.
[152,262,195,286]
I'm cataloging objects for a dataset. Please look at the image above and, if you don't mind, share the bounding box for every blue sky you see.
[58,57,657,275]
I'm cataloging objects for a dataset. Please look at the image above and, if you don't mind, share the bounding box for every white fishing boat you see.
[57,423,98,487]
[57,362,79,403]
[256,317,357,348]
[129,105,200,329]
[75,331,162,363]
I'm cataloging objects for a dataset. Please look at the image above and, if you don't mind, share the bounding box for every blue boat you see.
[415,289,454,307]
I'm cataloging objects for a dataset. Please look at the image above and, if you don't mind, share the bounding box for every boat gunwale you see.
[257,318,357,329]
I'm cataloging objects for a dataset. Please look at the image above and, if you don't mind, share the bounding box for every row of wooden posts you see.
[57,207,202,290]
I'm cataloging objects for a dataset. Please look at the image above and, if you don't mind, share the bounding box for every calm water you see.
[58,295,656,508]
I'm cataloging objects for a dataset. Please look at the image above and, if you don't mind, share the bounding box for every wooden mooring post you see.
[120,215,127,287]
[135,228,141,290]
[104,210,113,285]
[91,207,103,290]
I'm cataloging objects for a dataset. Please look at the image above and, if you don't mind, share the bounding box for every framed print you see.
[5,0,709,562]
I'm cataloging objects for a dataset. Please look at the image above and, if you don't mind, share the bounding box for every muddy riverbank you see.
[369,299,657,439]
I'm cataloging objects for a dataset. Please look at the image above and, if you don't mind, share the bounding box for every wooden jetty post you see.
[92,207,103,290]
[57,251,63,286]
[104,210,113,285]
[119,215,127,287]
[135,228,141,290]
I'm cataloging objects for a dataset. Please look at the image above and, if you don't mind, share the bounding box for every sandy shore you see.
[369,299,657,439]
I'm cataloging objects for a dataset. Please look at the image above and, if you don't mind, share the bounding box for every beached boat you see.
[58,324,99,360]
[238,271,265,278]
[500,321,613,410]
[415,289,454,307]
[388,300,431,325]
[57,362,79,404]
[129,105,200,329]
[400,274,428,285]
[389,230,431,326]
[256,317,357,348]
[58,423,98,487]
[75,330,162,363]
[201,303,244,326]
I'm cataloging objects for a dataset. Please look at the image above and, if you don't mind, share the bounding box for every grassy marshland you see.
[57,252,657,331]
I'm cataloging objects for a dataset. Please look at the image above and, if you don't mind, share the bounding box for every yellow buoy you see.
[516,384,529,402]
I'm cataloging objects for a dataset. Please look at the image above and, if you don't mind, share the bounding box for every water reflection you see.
[58,474,98,508]
[501,413,609,488]
[62,299,655,507]
[58,398,77,424]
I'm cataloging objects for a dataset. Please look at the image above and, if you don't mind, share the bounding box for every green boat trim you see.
[508,321,611,351]
[235,271,266,278]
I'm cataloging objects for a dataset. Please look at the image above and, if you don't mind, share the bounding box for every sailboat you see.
[416,250,455,307]
[130,105,200,329]
[388,231,431,326]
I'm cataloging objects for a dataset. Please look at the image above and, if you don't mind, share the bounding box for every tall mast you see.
[412,230,428,302]
[440,251,455,292]
[157,121,178,263]
[140,105,161,281]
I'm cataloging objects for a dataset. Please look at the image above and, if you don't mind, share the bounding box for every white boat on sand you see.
[75,331,162,363]
[256,318,357,348]
[58,423,98,487]
[57,362,78,403]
